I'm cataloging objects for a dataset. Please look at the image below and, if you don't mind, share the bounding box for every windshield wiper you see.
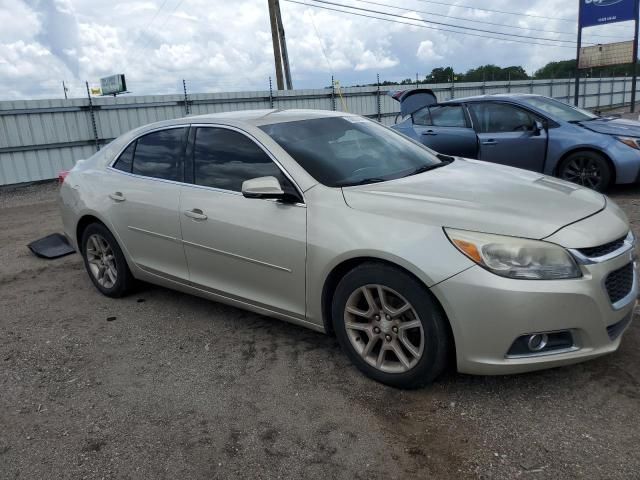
[405,156,454,177]
[335,177,388,187]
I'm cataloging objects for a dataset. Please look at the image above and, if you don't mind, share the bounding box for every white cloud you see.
[0,0,601,100]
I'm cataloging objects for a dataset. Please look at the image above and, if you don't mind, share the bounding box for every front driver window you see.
[192,127,296,195]
[469,103,537,133]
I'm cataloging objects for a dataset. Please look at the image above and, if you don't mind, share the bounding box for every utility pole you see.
[62,81,68,99]
[274,0,293,89]
[268,0,285,90]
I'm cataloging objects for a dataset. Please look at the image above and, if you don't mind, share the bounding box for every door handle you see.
[184,208,208,221]
[421,130,437,136]
[482,139,497,145]
[109,192,126,202]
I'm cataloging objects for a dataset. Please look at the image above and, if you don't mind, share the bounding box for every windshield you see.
[259,116,442,187]
[518,96,598,122]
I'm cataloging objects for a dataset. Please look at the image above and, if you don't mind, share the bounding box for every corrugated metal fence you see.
[0,76,636,186]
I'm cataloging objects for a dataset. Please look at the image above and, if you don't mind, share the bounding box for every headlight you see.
[444,228,582,280]
[616,136,640,150]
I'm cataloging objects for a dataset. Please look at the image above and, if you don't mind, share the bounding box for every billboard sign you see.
[100,74,127,96]
[578,40,635,68]
[580,0,637,28]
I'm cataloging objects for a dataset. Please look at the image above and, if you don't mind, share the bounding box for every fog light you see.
[506,330,575,357]
[527,333,548,352]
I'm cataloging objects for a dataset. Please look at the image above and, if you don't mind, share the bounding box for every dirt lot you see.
[1,182,640,480]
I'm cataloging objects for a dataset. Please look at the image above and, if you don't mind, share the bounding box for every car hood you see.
[342,159,605,240]
[579,117,640,137]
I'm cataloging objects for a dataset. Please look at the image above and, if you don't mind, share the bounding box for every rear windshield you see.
[519,96,598,122]
[259,116,441,187]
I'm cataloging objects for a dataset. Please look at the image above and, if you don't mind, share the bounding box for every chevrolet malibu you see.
[59,109,637,388]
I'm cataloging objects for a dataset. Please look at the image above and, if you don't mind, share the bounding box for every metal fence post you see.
[549,77,553,98]
[450,77,455,100]
[596,72,602,111]
[530,78,534,93]
[269,76,274,109]
[182,79,190,115]
[85,81,100,152]
[623,75,628,106]
[567,78,571,104]
[611,76,615,107]
[376,73,381,122]
[331,75,336,111]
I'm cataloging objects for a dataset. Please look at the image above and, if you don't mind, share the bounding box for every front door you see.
[467,102,547,172]
[179,126,307,319]
[105,127,189,281]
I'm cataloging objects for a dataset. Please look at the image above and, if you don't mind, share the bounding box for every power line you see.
[351,0,629,40]
[409,0,574,22]
[303,0,586,45]
[283,0,579,48]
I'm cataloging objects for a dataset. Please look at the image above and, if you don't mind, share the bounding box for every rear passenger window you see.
[131,128,187,181]
[413,105,467,128]
[193,127,295,194]
[113,141,135,173]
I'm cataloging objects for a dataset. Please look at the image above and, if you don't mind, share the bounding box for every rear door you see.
[410,104,478,158]
[467,102,547,172]
[105,127,190,281]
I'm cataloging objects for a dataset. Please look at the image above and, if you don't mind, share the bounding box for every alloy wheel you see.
[86,234,118,289]
[344,284,424,374]
[560,156,603,190]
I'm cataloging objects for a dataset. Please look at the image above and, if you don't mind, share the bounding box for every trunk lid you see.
[388,88,437,117]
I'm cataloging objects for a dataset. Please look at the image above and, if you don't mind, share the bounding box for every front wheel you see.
[557,151,611,192]
[331,263,451,389]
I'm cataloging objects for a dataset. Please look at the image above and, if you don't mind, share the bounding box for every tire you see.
[331,262,451,389]
[557,151,612,192]
[80,223,134,298]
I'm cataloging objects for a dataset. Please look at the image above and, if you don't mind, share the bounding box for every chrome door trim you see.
[182,239,293,273]
[127,225,182,244]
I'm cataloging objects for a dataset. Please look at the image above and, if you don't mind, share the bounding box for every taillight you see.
[58,170,69,185]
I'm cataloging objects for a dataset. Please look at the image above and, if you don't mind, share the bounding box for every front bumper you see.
[431,246,637,375]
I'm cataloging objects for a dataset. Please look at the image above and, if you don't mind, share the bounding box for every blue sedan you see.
[391,89,640,191]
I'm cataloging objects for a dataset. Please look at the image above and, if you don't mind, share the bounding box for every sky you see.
[0,0,635,100]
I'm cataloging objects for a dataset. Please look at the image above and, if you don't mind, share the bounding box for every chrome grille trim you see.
[569,231,635,265]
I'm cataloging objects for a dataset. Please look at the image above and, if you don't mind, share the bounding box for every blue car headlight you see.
[616,136,640,150]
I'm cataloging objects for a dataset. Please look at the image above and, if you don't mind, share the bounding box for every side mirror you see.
[241,176,285,199]
[533,120,545,136]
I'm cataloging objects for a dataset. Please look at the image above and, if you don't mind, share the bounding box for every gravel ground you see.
[1,181,640,479]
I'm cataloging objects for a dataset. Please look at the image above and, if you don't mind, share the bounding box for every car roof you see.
[443,93,542,104]
[186,108,356,126]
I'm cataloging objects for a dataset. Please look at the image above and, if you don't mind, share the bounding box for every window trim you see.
[107,123,305,206]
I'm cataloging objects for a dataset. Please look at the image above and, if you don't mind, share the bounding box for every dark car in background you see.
[391,89,640,191]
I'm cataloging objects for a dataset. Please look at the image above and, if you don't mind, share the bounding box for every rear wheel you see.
[558,151,611,192]
[331,263,451,389]
[81,223,133,297]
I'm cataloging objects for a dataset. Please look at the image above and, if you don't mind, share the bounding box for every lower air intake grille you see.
[604,262,634,305]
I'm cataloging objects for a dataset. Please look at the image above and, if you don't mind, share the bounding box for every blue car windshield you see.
[519,96,598,122]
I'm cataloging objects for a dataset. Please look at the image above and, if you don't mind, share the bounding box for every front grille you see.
[577,235,626,258]
[604,262,634,304]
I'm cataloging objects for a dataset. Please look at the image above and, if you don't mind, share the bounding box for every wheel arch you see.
[320,257,456,360]
[554,147,616,185]
[76,214,107,252]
